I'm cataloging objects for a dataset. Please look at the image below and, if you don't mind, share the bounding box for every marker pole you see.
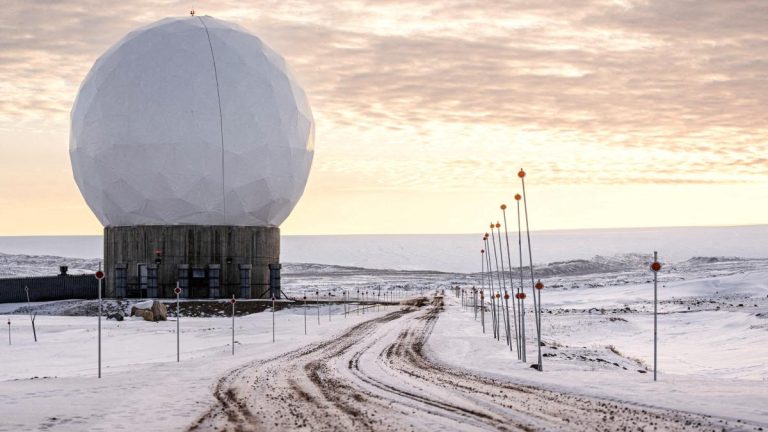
[483,236,496,339]
[176,283,180,362]
[272,295,276,343]
[231,296,235,356]
[480,250,486,333]
[491,223,501,340]
[519,169,542,371]
[494,222,510,346]
[6,319,10,345]
[496,223,512,347]
[485,236,497,339]
[317,291,320,325]
[654,254,657,382]
[24,286,37,342]
[515,195,526,362]
[97,264,102,378]
[480,292,485,333]
[651,252,662,382]
[503,292,512,352]
[490,227,505,341]
[501,205,520,355]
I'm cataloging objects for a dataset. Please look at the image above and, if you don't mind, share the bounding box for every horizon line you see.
[0,222,765,238]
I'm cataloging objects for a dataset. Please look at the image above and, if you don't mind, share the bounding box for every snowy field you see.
[430,265,768,425]
[1,229,767,430]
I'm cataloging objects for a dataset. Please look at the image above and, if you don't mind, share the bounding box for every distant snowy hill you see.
[0,225,766,273]
[0,253,101,278]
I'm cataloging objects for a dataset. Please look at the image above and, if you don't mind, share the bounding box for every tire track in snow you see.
[190,297,763,431]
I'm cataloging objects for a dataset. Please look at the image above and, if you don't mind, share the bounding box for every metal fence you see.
[0,275,98,303]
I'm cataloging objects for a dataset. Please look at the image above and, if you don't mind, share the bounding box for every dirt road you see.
[190,297,760,431]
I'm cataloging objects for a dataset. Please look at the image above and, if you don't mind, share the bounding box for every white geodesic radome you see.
[70,16,314,227]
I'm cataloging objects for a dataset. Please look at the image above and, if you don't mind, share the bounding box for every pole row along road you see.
[189,296,758,432]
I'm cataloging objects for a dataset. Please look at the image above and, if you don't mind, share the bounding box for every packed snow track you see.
[190,297,758,431]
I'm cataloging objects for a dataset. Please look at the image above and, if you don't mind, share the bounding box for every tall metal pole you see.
[485,236,497,339]
[328,292,331,321]
[652,251,661,382]
[501,205,520,356]
[303,294,307,335]
[484,235,497,339]
[316,290,320,325]
[496,223,512,348]
[490,226,505,341]
[480,249,486,333]
[6,319,10,345]
[515,194,526,362]
[654,256,657,382]
[519,169,542,371]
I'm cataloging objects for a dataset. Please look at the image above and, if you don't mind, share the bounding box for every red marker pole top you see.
[95,271,105,280]
[651,262,662,272]
[518,169,526,178]
[230,296,236,305]
[174,286,181,295]
[535,280,544,290]
[501,204,507,210]
[514,194,522,201]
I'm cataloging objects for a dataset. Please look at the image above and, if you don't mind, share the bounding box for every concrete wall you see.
[104,225,279,299]
[0,275,98,303]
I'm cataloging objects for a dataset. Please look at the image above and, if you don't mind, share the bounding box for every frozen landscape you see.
[1,228,767,431]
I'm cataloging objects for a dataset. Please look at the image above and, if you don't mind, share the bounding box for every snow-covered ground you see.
[1,253,766,430]
[0,302,394,431]
[429,268,768,425]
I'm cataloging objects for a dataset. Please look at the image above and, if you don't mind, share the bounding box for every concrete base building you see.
[104,226,281,299]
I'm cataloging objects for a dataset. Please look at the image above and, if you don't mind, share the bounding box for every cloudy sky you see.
[1,0,766,235]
